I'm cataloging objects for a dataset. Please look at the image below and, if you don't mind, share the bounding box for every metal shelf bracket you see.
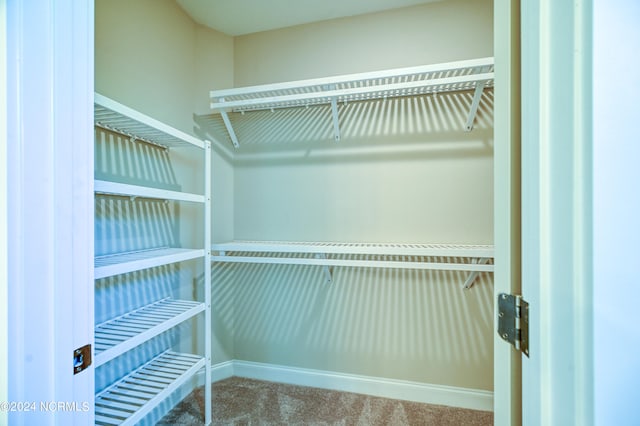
[219,98,240,148]
[315,253,333,284]
[463,257,490,289]
[328,85,341,142]
[465,80,488,132]
[330,97,341,142]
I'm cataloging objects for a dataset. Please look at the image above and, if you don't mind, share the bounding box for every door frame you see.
[1,1,8,424]
[6,1,94,424]
[493,1,522,424]
[518,0,594,425]
[495,1,595,425]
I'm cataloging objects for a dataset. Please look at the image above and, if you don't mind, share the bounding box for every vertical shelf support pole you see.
[218,98,240,148]
[463,257,490,289]
[465,80,488,132]
[315,253,333,284]
[203,140,212,425]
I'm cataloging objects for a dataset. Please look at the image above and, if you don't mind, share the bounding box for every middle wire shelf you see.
[94,297,205,367]
[95,247,205,280]
[211,240,494,289]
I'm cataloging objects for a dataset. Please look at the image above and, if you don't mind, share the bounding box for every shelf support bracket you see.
[465,80,488,132]
[463,257,490,290]
[315,253,333,284]
[331,98,341,142]
[218,98,240,148]
[329,85,341,142]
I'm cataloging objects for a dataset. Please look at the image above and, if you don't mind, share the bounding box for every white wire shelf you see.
[210,57,494,112]
[94,180,205,203]
[212,240,494,258]
[94,298,205,367]
[95,93,205,150]
[212,240,493,289]
[94,351,205,426]
[209,58,494,147]
[95,247,205,280]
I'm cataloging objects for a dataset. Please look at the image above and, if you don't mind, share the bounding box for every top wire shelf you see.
[95,93,205,149]
[210,57,494,113]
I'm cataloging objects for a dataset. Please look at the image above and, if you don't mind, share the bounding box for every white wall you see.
[194,25,235,115]
[193,25,235,242]
[234,0,493,86]
[234,148,493,243]
[96,0,196,135]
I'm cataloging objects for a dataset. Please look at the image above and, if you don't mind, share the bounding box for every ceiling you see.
[176,0,445,36]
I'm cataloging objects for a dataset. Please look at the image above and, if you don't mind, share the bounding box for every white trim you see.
[0,1,8,424]
[493,1,521,423]
[210,360,235,382]
[521,1,594,425]
[205,360,493,412]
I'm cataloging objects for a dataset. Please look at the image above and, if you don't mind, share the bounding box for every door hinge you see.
[497,293,529,357]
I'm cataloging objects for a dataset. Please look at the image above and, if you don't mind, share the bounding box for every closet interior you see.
[94,0,495,424]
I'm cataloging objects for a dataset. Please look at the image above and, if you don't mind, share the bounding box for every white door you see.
[6,1,95,425]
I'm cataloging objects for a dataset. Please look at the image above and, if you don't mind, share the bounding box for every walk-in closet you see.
[93,0,496,423]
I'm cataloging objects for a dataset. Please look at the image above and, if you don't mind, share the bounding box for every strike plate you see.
[73,344,92,374]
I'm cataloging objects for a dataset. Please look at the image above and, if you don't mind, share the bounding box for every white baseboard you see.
[207,360,493,412]
[211,360,234,382]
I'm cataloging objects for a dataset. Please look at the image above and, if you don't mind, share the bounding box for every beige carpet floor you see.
[157,377,493,425]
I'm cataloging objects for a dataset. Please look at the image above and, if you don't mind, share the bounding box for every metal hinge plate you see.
[497,293,529,357]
